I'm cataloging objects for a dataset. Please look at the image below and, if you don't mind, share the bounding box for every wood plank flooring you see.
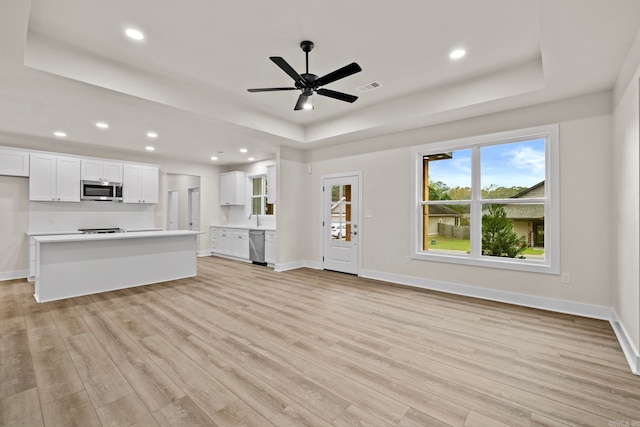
[1,256,638,426]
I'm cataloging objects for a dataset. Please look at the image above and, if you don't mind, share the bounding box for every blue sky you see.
[428,139,545,189]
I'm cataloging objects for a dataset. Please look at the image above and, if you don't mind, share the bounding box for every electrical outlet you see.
[404,256,410,264]
[561,273,571,284]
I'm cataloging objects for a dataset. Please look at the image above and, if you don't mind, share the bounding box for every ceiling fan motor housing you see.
[300,40,314,52]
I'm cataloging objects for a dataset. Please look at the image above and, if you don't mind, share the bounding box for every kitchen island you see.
[32,230,201,303]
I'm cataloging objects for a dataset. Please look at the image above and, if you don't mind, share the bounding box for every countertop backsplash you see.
[28,200,155,233]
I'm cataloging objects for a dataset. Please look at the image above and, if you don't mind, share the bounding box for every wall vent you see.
[356,81,382,93]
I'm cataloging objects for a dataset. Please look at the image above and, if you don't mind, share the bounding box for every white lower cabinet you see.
[211,227,250,260]
[230,230,249,259]
[265,230,276,264]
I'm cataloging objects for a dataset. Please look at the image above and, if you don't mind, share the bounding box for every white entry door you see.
[323,175,359,274]
[167,190,178,230]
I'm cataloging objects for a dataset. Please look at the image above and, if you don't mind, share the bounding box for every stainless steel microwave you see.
[81,180,123,201]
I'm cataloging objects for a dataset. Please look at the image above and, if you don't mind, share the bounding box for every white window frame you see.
[411,124,559,274]
[250,175,274,216]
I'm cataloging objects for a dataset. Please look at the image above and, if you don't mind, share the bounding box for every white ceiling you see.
[0,0,639,165]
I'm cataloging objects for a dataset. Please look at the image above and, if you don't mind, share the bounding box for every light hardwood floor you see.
[1,256,639,426]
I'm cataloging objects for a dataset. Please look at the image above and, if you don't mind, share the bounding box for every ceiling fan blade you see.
[294,93,309,110]
[247,87,298,92]
[314,62,362,87]
[270,57,306,86]
[316,88,358,103]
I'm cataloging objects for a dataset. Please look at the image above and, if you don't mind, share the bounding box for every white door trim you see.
[320,171,363,275]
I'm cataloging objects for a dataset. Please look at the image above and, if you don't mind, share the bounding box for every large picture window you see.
[412,124,559,273]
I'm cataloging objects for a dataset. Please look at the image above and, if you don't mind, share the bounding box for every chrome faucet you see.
[249,212,260,227]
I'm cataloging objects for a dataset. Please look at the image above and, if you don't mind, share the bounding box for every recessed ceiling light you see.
[53,131,66,137]
[240,148,248,153]
[125,28,144,41]
[210,156,218,161]
[145,146,155,151]
[146,131,158,138]
[449,49,466,59]
[95,122,109,129]
[248,157,255,161]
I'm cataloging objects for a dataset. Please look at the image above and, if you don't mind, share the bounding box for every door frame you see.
[320,171,363,275]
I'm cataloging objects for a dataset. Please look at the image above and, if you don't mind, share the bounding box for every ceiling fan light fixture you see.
[303,93,314,110]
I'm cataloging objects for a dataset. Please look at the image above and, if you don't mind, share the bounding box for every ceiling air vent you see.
[356,81,382,93]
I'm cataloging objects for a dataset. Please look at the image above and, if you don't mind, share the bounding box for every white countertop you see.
[26,230,83,236]
[33,230,202,243]
[210,225,276,231]
[26,227,163,236]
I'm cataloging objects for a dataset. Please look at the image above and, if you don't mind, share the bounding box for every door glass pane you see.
[329,183,354,242]
[422,204,470,253]
[331,185,340,202]
[343,185,351,202]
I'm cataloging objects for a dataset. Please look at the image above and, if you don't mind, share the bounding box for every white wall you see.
[0,176,28,278]
[276,147,307,269]
[297,92,613,310]
[612,28,640,359]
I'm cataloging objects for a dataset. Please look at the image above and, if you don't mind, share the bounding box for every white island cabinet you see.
[33,230,200,303]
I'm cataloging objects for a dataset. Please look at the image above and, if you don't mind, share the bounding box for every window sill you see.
[412,251,558,274]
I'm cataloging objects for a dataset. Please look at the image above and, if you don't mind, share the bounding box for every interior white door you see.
[167,190,179,230]
[322,175,359,274]
[188,187,201,251]
[188,188,200,231]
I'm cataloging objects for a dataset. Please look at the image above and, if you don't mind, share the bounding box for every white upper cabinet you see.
[0,147,29,177]
[220,171,245,206]
[123,164,158,204]
[266,165,276,204]
[81,159,123,182]
[29,153,81,202]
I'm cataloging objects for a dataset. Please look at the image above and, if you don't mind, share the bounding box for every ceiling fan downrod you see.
[300,40,314,75]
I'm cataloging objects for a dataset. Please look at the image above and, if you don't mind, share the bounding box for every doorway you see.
[322,173,361,275]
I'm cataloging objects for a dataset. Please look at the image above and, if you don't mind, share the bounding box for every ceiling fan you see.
[247,40,362,111]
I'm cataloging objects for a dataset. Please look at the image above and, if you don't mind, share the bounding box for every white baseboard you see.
[197,250,211,257]
[0,270,28,281]
[275,260,322,272]
[610,311,640,375]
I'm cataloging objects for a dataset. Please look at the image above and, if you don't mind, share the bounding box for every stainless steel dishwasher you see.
[248,229,266,265]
